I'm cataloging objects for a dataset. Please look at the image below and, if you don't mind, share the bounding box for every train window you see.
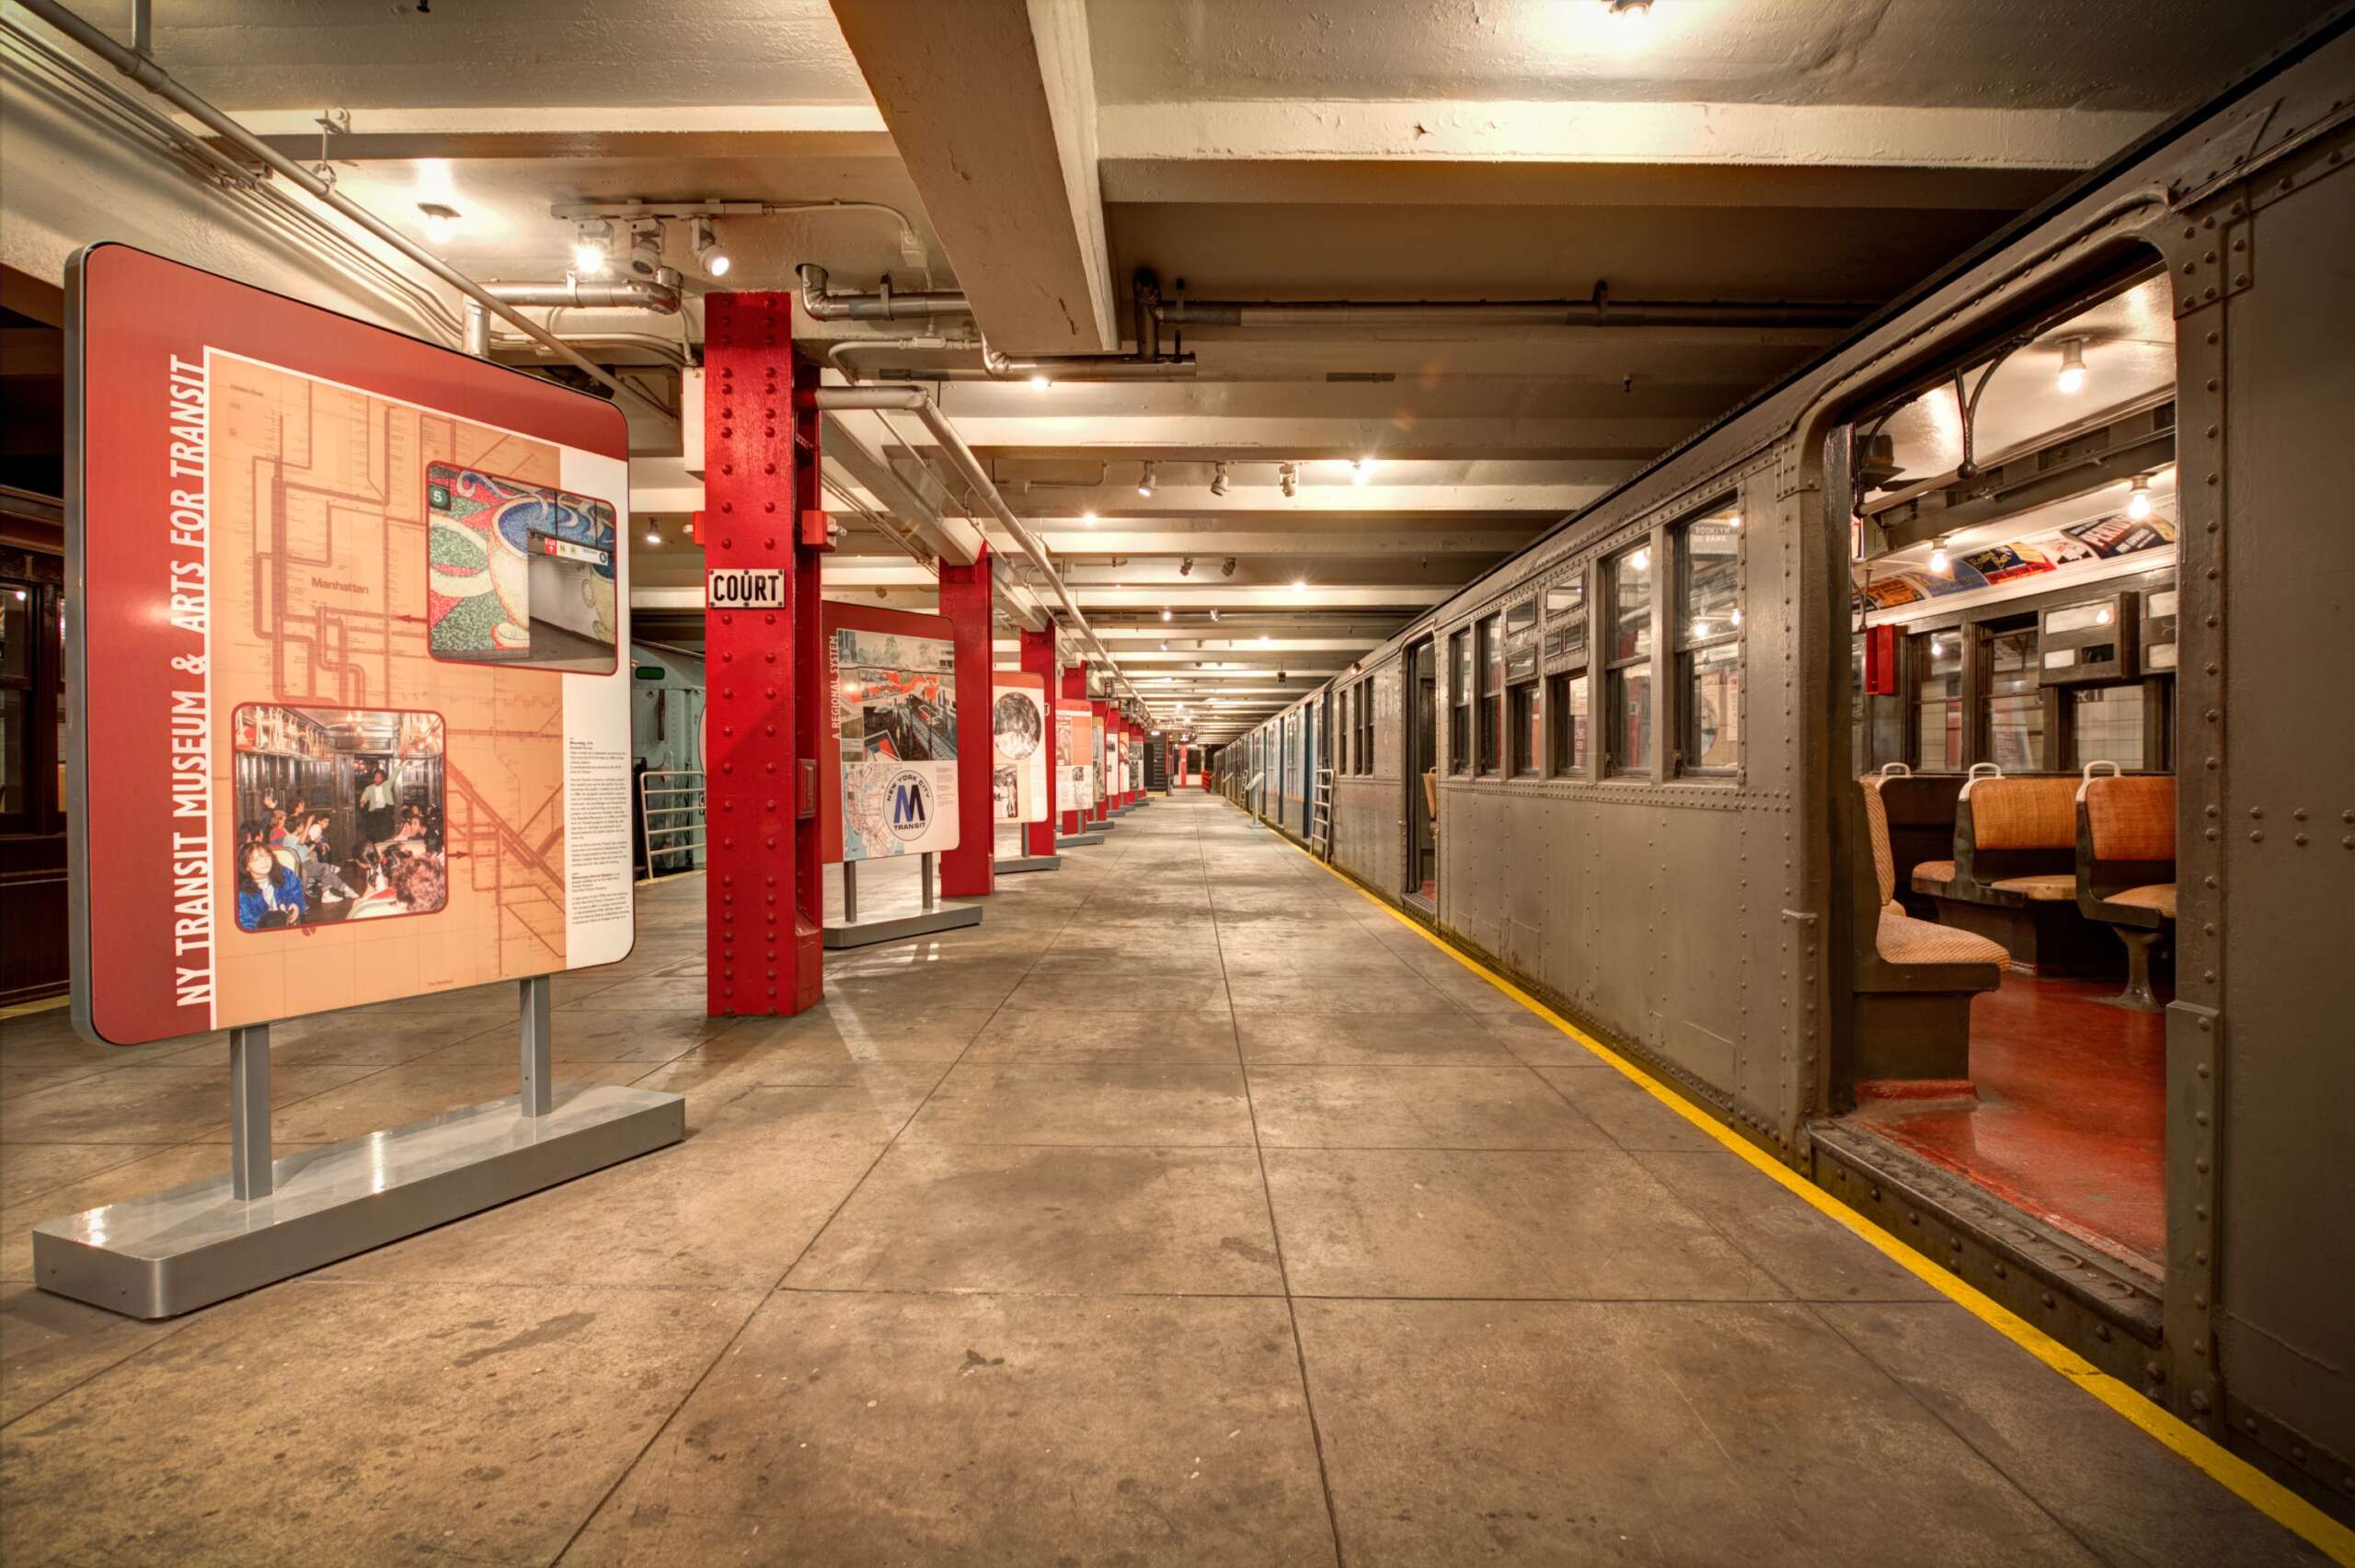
[1985,624,2046,770]
[1359,677,1374,773]
[1545,573,1590,779]
[1547,671,1589,774]
[1606,544,1654,775]
[1477,612,1505,774]
[2070,685,2146,769]
[1450,628,1471,773]
[1505,601,1540,776]
[1676,515,1741,773]
[1913,629,1962,770]
[1850,642,1868,771]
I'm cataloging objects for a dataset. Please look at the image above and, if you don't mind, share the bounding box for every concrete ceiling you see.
[21,0,2336,740]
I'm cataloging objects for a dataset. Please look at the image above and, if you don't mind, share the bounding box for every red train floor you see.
[1845,971,2167,1275]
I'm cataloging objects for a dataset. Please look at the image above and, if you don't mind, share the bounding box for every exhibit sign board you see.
[991,670,1049,824]
[821,601,959,862]
[67,245,635,1046]
[1058,707,1095,810]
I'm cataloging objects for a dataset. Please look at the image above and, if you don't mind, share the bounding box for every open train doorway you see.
[1405,637,1437,912]
[1836,262,2178,1292]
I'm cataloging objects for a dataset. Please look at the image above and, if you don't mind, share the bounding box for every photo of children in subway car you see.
[230,704,449,932]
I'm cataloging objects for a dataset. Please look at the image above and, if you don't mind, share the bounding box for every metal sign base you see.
[824,852,983,949]
[33,1082,684,1320]
[1057,831,1106,848]
[994,853,1062,874]
[33,975,683,1320]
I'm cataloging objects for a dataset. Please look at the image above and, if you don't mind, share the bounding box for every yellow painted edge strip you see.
[1249,807,2355,1565]
[0,995,71,1021]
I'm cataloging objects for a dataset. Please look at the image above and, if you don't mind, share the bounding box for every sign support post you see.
[228,1025,271,1202]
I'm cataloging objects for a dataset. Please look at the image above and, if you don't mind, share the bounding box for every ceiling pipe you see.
[1153,280,1873,332]
[483,277,683,314]
[9,0,673,423]
[796,262,971,322]
[979,272,1195,382]
[802,384,1150,715]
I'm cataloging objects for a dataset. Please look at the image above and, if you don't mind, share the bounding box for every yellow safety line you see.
[1252,808,2355,1564]
[0,995,71,1020]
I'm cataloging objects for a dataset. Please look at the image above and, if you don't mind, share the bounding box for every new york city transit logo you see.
[887,770,933,841]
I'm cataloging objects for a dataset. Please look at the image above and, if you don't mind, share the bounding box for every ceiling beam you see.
[829,0,1116,353]
[1096,98,2157,177]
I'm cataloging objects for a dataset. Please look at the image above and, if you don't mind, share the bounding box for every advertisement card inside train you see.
[67,246,635,1045]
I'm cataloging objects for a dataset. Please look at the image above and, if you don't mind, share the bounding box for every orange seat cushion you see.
[2085,776,2176,861]
[1989,874,2076,901]
[1968,776,2080,850]
[2108,883,2177,919]
[1877,910,2012,970]
[1910,859,1957,890]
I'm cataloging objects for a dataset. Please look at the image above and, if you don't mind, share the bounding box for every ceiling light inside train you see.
[2126,475,2154,521]
[1632,547,1650,571]
[1137,465,1156,498]
[1211,464,1229,498]
[1081,511,1097,529]
[1161,607,1173,622]
[2056,337,2087,395]
[1291,578,1309,596]
[690,216,730,277]
[1928,540,1952,575]
[572,221,613,277]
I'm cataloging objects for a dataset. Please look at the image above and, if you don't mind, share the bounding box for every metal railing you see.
[639,770,706,881]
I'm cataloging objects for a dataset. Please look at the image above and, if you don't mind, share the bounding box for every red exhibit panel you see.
[818,601,962,864]
[66,245,635,1046]
[1020,628,1058,855]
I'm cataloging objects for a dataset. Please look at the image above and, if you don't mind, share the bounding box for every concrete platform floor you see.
[0,795,2325,1565]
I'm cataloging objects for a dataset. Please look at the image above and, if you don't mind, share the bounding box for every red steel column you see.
[1089,697,1109,823]
[1022,627,1058,856]
[938,545,994,898]
[1062,666,1089,833]
[704,292,824,1017]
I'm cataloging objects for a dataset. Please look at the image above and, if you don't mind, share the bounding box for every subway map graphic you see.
[205,352,588,1020]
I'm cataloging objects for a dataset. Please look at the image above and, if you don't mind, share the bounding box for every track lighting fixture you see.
[644,521,662,546]
[1211,463,1230,498]
[1222,557,1237,578]
[624,219,663,279]
[1279,463,1298,498]
[1179,556,1194,576]
[1136,464,1157,498]
[690,215,730,277]
[2056,337,2087,395]
[572,220,613,277]
[1209,608,1222,624]
[2126,475,2154,521]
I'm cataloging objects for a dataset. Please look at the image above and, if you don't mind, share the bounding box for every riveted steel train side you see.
[1215,14,2355,1516]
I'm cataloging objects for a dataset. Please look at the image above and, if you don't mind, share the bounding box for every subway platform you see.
[0,795,2326,1564]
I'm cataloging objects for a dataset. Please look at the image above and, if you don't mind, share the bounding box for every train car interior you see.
[1841,264,2180,1279]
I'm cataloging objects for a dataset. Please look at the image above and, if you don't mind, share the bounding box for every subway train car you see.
[1226,16,2355,1515]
